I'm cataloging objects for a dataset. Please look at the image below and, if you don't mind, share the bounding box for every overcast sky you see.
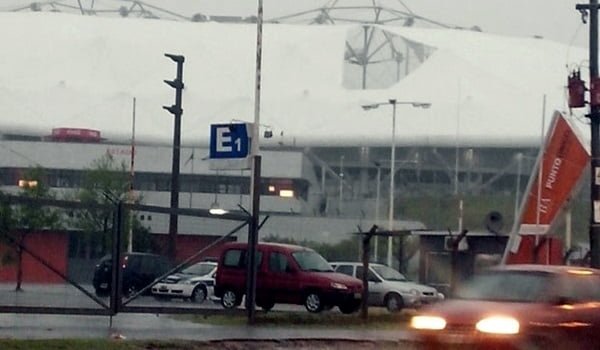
[138,0,589,48]
[0,0,589,47]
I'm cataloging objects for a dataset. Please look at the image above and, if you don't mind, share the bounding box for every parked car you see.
[92,252,171,297]
[331,262,443,312]
[214,242,363,313]
[151,261,217,303]
[410,264,600,349]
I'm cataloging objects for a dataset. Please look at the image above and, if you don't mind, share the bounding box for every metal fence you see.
[0,194,250,317]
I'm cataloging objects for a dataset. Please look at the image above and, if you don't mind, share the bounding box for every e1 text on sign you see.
[209,123,251,159]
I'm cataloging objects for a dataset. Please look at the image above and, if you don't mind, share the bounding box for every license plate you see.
[354,292,362,299]
[445,333,470,344]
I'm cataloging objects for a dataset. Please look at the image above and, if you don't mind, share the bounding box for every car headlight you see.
[330,282,348,290]
[476,316,519,334]
[410,289,420,296]
[182,280,198,285]
[410,315,446,330]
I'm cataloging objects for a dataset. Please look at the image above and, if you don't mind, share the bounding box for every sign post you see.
[209,120,259,323]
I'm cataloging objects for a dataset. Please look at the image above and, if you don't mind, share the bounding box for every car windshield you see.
[182,263,215,276]
[292,250,333,272]
[455,271,551,302]
[371,265,408,281]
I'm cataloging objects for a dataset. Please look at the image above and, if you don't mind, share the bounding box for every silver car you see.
[331,262,444,312]
[151,261,217,303]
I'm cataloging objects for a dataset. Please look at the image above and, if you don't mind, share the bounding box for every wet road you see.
[0,283,413,342]
[0,312,411,341]
[0,282,306,312]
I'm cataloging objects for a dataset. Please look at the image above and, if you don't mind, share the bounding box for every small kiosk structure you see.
[412,230,509,297]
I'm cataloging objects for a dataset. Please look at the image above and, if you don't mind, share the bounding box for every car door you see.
[356,265,384,305]
[139,255,157,289]
[561,274,600,349]
[549,274,600,348]
[219,248,248,295]
[124,255,142,290]
[260,251,300,304]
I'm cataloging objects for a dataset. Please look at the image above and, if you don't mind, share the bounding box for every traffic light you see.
[163,53,185,263]
[568,69,586,108]
[163,53,185,117]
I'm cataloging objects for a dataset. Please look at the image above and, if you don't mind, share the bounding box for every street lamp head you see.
[361,103,380,111]
[209,201,228,215]
[164,53,185,63]
[363,101,431,110]
[412,102,432,109]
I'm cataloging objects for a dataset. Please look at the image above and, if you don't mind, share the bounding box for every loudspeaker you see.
[485,211,504,234]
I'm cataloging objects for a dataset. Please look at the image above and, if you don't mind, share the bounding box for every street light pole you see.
[374,162,381,261]
[361,99,431,269]
[339,155,344,215]
[388,99,397,268]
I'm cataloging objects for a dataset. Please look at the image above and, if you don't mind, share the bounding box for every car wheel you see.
[221,289,240,309]
[191,285,207,304]
[304,292,324,313]
[338,300,361,314]
[258,300,275,312]
[385,293,404,312]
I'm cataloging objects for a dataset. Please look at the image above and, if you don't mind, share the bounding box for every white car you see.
[331,262,444,312]
[151,261,217,303]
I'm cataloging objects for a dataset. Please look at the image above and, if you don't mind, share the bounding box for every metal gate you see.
[0,194,250,317]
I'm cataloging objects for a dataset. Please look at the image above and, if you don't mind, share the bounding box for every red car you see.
[410,264,600,350]
[214,242,363,313]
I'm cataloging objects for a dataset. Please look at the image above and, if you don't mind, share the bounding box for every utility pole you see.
[576,1,600,267]
[575,1,600,267]
[163,53,185,262]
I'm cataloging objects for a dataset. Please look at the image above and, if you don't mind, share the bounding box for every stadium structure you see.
[0,0,590,260]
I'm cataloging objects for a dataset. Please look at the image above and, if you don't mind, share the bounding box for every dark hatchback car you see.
[92,252,171,296]
[410,264,600,350]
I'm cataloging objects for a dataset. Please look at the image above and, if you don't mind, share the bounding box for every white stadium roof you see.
[0,12,589,148]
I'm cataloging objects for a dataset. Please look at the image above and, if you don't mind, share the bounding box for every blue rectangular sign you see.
[209,123,250,159]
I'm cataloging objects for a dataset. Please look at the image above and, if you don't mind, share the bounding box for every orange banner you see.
[504,112,589,264]
[518,112,589,235]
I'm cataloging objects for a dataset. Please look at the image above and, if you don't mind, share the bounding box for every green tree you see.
[10,167,62,291]
[262,235,361,262]
[72,153,151,258]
